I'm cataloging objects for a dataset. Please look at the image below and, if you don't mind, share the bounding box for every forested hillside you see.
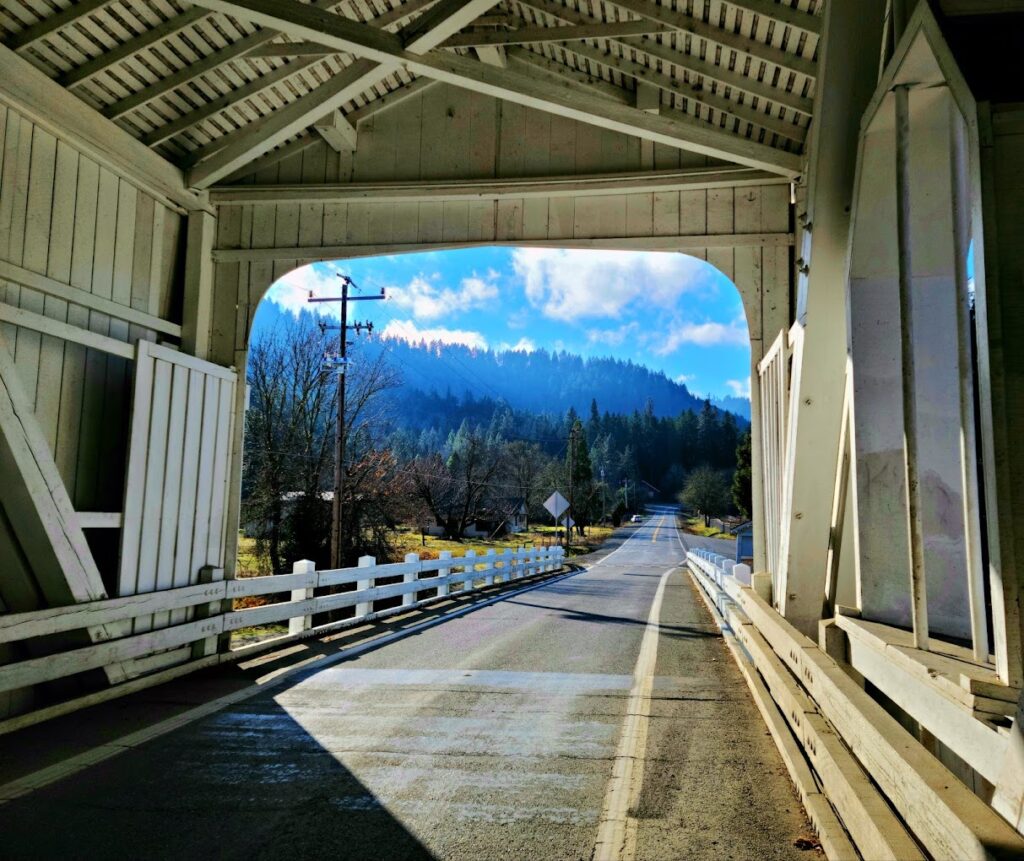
[251,303,750,421]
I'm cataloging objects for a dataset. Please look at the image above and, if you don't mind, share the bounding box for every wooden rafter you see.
[133,0,434,151]
[518,0,814,116]
[58,7,212,89]
[442,20,672,46]
[728,0,821,36]
[603,0,818,79]
[184,0,802,180]
[184,0,502,185]
[402,0,504,52]
[552,41,806,143]
[5,0,112,51]
[505,47,634,105]
[100,0,436,122]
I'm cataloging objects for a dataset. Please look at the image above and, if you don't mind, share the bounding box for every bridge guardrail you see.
[0,545,566,696]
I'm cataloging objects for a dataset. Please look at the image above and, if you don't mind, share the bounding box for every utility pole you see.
[622,477,630,512]
[308,275,384,569]
[568,423,579,547]
[569,423,577,552]
[600,467,606,523]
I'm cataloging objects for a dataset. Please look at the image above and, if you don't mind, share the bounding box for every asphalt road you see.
[1,513,813,860]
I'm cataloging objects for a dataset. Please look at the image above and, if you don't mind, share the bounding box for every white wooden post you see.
[501,548,513,582]
[192,564,225,659]
[484,548,496,586]
[356,555,374,618]
[734,563,752,586]
[289,559,316,634]
[403,552,420,607]
[437,550,451,597]
[463,550,476,592]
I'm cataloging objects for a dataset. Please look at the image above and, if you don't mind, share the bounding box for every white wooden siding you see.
[0,104,183,514]
[118,341,236,639]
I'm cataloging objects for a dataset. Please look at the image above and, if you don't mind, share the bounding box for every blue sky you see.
[259,247,752,400]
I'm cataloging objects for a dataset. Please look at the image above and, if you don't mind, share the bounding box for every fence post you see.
[463,549,477,592]
[484,548,496,586]
[437,550,451,597]
[356,555,375,618]
[734,563,752,586]
[403,552,420,607]
[191,565,225,658]
[501,548,513,581]
[289,559,316,635]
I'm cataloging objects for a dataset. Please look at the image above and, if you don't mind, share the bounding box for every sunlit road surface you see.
[0,512,812,860]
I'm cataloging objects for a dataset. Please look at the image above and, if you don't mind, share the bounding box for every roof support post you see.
[775,0,886,636]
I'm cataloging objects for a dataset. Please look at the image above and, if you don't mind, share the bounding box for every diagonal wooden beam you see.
[184,0,501,185]
[185,0,801,179]
[186,58,396,183]
[59,8,212,89]
[604,0,817,78]
[135,0,436,150]
[102,0,437,122]
[442,20,671,46]
[6,0,112,51]
[402,0,504,53]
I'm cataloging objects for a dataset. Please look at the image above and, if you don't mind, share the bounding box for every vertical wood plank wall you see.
[0,102,184,612]
[227,83,725,189]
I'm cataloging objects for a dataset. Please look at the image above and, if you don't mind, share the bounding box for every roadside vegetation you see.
[239,312,748,584]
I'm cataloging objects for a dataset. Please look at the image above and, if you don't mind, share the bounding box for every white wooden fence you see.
[0,545,565,698]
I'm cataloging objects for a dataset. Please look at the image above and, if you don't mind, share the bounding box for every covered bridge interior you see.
[0,0,1023,857]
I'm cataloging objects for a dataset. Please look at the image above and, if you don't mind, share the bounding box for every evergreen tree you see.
[732,429,753,518]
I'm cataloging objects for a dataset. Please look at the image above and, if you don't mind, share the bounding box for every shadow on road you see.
[0,695,436,861]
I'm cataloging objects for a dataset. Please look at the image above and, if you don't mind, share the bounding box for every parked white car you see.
[630,514,643,523]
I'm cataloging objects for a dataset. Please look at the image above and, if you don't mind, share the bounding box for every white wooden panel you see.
[118,341,237,647]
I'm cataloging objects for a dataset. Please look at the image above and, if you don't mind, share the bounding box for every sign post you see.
[544,492,570,549]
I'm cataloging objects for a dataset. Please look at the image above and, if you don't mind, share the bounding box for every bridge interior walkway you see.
[0,517,815,860]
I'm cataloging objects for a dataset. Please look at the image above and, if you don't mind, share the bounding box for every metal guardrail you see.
[0,545,566,695]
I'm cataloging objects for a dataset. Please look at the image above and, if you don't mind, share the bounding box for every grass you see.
[391,524,613,560]
[679,516,735,541]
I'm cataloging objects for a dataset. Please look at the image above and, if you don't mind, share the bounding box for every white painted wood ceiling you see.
[0,0,820,181]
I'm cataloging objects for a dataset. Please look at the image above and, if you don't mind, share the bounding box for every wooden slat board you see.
[118,340,236,646]
[0,106,183,515]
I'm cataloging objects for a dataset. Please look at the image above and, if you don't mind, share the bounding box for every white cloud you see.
[656,319,749,354]
[381,319,488,350]
[511,248,715,322]
[674,373,695,385]
[497,337,536,353]
[263,263,347,318]
[586,322,640,347]
[387,272,499,321]
[725,378,752,398]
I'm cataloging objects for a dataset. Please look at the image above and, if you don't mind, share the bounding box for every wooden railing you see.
[684,549,1024,859]
[757,327,790,592]
[0,545,566,697]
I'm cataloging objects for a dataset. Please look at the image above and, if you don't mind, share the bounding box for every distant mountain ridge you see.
[251,302,750,422]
